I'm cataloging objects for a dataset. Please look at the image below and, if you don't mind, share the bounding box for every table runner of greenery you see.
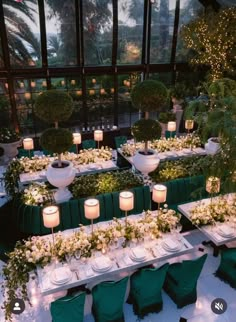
[2,208,180,321]
[20,170,143,206]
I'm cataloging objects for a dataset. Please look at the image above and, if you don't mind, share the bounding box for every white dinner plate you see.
[162,242,182,252]
[217,227,234,238]
[129,253,146,262]
[50,269,72,285]
[91,263,113,273]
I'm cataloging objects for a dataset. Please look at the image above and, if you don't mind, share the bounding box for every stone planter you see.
[132,149,160,176]
[46,160,76,203]
[0,140,22,163]
[205,137,220,154]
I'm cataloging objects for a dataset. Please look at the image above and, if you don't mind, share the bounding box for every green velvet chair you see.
[91,276,129,322]
[82,139,96,150]
[114,136,127,149]
[215,248,236,288]
[129,263,169,318]
[164,254,207,308]
[50,292,86,322]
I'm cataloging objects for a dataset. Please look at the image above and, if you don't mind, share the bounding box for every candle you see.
[20,82,25,88]
[119,191,134,211]
[167,121,176,132]
[89,89,95,96]
[126,81,131,87]
[152,184,167,203]
[23,138,34,150]
[31,81,36,88]
[185,120,194,130]
[76,90,82,96]
[123,80,127,86]
[100,88,105,95]
[5,83,8,89]
[94,130,103,142]
[92,78,96,84]
[42,81,47,87]
[71,79,76,85]
[84,199,100,220]
[61,80,65,86]
[24,92,31,100]
[73,133,81,145]
[110,88,115,94]
[42,205,60,228]
[206,177,220,194]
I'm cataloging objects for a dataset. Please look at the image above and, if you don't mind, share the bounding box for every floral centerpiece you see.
[0,127,20,143]
[120,134,202,157]
[2,207,180,320]
[63,146,112,165]
[189,196,235,226]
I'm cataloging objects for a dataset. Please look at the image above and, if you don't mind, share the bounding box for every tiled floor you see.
[0,230,235,322]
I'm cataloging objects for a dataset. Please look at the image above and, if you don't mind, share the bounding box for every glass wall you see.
[0,80,11,128]
[3,0,41,67]
[0,0,223,136]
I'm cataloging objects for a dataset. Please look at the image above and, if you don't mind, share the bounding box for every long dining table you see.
[178,193,236,256]
[37,212,194,296]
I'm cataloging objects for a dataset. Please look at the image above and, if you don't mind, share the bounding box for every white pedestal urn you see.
[205,137,220,154]
[0,140,21,163]
[46,160,76,203]
[132,149,160,176]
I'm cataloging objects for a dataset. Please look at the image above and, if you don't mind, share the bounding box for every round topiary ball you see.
[35,90,74,124]
[131,119,161,142]
[131,80,168,113]
[40,128,73,154]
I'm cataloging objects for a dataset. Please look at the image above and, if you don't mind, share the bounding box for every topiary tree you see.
[35,90,74,128]
[131,119,161,143]
[40,128,73,166]
[131,80,168,119]
[35,90,74,167]
[131,80,168,154]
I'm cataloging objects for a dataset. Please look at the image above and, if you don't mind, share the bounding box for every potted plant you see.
[130,80,167,175]
[158,112,176,137]
[169,83,186,106]
[0,127,21,163]
[35,90,75,202]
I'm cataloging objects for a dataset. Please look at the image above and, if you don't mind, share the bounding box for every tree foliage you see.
[181,7,236,80]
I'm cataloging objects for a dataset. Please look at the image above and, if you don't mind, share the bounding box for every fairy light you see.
[182,7,236,81]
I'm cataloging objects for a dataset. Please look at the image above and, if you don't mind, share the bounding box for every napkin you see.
[94,256,111,269]
[163,237,178,250]
[218,225,234,236]
[131,247,146,259]
[53,267,70,282]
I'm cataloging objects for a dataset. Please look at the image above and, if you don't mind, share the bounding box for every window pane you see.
[118,73,141,128]
[150,0,175,64]
[175,0,204,62]
[0,80,11,127]
[0,36,4,67]
[83,0,113,66]
[118,0,144,64]
[3,1,41,67]
[86,75,114,129]
[15,79,48,135]
[45,0,77,66]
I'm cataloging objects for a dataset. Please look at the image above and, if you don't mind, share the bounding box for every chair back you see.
[92,276,129,322]
[115,136,127,149]
[178,254,207,287]
[50,292,86,322]
[82,139,96,150]
[131,263,169,300]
